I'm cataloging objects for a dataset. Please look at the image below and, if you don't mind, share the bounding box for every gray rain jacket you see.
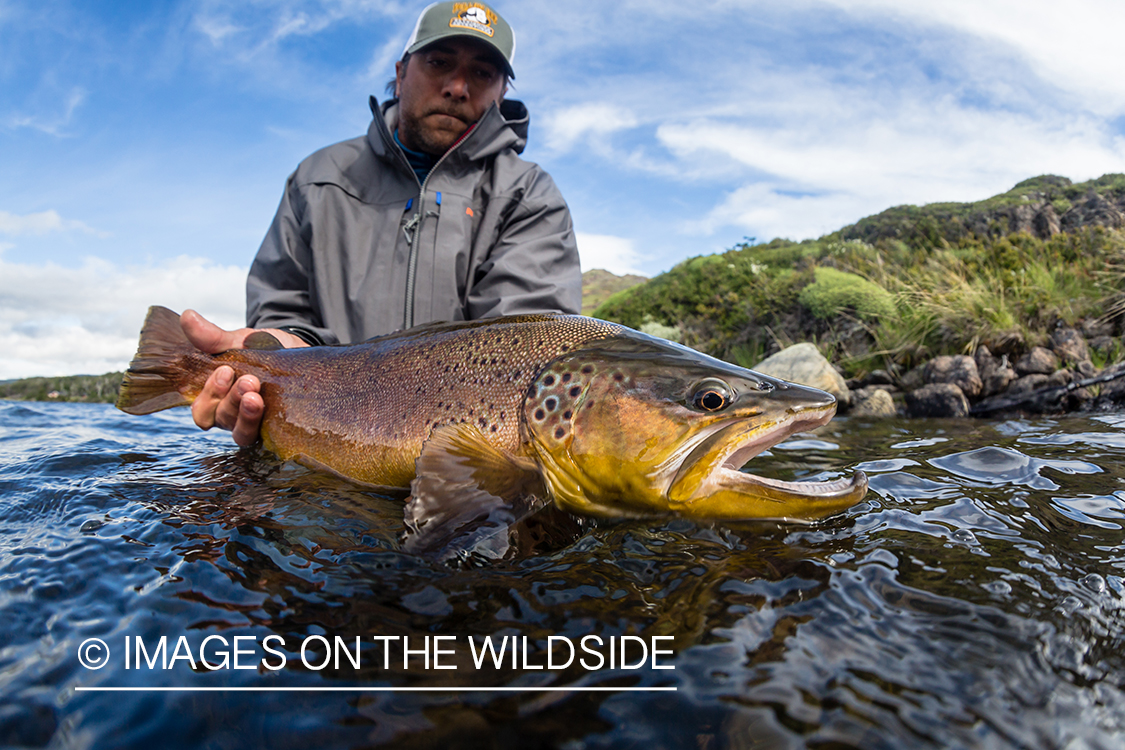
[246,96,582,345]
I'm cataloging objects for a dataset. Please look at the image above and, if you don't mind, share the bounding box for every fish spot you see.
[544,375,555,386]
[569,386,581,398]
[545,397,557,411]
[491,424,498,432]
[613,373,624,382]
[554,427,566,439]
[563,410,572,420]
[582,365,594,375]
[562,373,572,383]
[535,409,546,421]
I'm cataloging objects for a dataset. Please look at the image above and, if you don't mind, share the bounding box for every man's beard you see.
[399,108,471,157]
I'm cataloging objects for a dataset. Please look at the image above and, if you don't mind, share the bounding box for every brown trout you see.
[117,306,867,553]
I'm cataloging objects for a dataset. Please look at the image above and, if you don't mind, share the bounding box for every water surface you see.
[2,401,1124,748]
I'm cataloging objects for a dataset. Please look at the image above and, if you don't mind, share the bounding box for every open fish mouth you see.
[668,405,868,520]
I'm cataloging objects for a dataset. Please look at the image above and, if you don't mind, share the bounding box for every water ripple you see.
[2,402,1125,748]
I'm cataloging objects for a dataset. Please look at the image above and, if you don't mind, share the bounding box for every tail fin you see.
[116,306,213,415]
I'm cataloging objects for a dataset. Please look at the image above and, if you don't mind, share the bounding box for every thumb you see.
[181,309,242,354]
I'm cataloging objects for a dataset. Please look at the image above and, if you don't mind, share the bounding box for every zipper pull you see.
[403,212,420,243]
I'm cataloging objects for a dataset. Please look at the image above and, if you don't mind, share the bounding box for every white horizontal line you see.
[76,686,676,692]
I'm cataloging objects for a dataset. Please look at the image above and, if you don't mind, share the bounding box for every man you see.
[183,2,582,447]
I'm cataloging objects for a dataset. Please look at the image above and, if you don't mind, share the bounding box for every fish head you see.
[522,332,867,521]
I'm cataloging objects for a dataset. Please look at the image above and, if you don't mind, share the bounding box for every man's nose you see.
[443,70,471,99]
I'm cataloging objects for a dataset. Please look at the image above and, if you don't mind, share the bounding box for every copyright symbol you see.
[78,638,110,669]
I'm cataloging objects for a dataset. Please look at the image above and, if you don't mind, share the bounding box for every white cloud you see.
[0,209,109,238]
[0,255,246,379]
[8,88,86,136]
[821,0,1125,115]
[576,232,649,277]
[663,91,1125,240]
[543,103,639,153]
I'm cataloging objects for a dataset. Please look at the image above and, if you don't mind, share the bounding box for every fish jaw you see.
[666,403,868,520]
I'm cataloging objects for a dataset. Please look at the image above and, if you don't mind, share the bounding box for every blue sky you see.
[2,0,1124,378]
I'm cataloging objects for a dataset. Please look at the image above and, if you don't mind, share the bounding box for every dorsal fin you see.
[243,331,284,350]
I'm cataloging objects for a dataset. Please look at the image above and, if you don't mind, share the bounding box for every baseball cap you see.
[402,2,516,79]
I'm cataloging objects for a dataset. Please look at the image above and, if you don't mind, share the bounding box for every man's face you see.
[395,37,507,157]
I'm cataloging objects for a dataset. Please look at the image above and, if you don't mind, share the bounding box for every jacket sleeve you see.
[465,169,582,319]
[245,174,339,345]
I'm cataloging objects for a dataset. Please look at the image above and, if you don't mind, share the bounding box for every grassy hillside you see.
[581,269,647,316]
[595,174,1125,376]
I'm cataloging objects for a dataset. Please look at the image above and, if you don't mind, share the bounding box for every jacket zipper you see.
[402,124,477,330]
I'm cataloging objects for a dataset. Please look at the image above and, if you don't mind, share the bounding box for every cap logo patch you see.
[450,3,496,37]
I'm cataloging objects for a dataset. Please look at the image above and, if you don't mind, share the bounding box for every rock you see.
[1049,327,1089,364]
[1007,373,1051,395]
[1033,204,1060,238]
[1047,368,1074,388]
[1015,346,1059,376]
[850,387,897,417]
[1061,191,1125,231]
[923,355,982,398]
[974,347,1016,397]
[900,366,926,391]
[905,383,970,418]
[1092,364,1125,410]
[754,342,850,405]
[847,369,895,390]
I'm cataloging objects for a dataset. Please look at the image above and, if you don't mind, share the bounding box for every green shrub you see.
[798,267,895,320]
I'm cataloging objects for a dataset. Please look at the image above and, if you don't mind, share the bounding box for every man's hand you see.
[180,309,309,447]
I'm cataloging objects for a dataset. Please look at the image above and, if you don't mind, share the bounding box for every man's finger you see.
[214,374,259,431]
[231,391,265,447]
[192,366,234,430]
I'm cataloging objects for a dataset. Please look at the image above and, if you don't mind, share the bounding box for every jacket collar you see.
[367,95,529,169]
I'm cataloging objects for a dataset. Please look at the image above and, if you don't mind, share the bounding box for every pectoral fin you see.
[402,424,551,561]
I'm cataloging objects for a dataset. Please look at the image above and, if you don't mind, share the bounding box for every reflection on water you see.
[2,401,1125,748]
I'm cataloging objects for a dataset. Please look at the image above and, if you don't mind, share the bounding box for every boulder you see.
[1015,346,1059,376]
[905,383,970,418]
[753,343,850,405]
[1047,368,1074,388]
[1007,373,1051,395]
[974,346,1016,397]
[924,355,982,397]
[850,387,897,417]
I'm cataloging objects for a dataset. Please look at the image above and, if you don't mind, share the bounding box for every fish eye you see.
[691,379,732,412]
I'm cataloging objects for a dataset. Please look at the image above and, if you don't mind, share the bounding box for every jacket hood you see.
[367,96,530,167]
